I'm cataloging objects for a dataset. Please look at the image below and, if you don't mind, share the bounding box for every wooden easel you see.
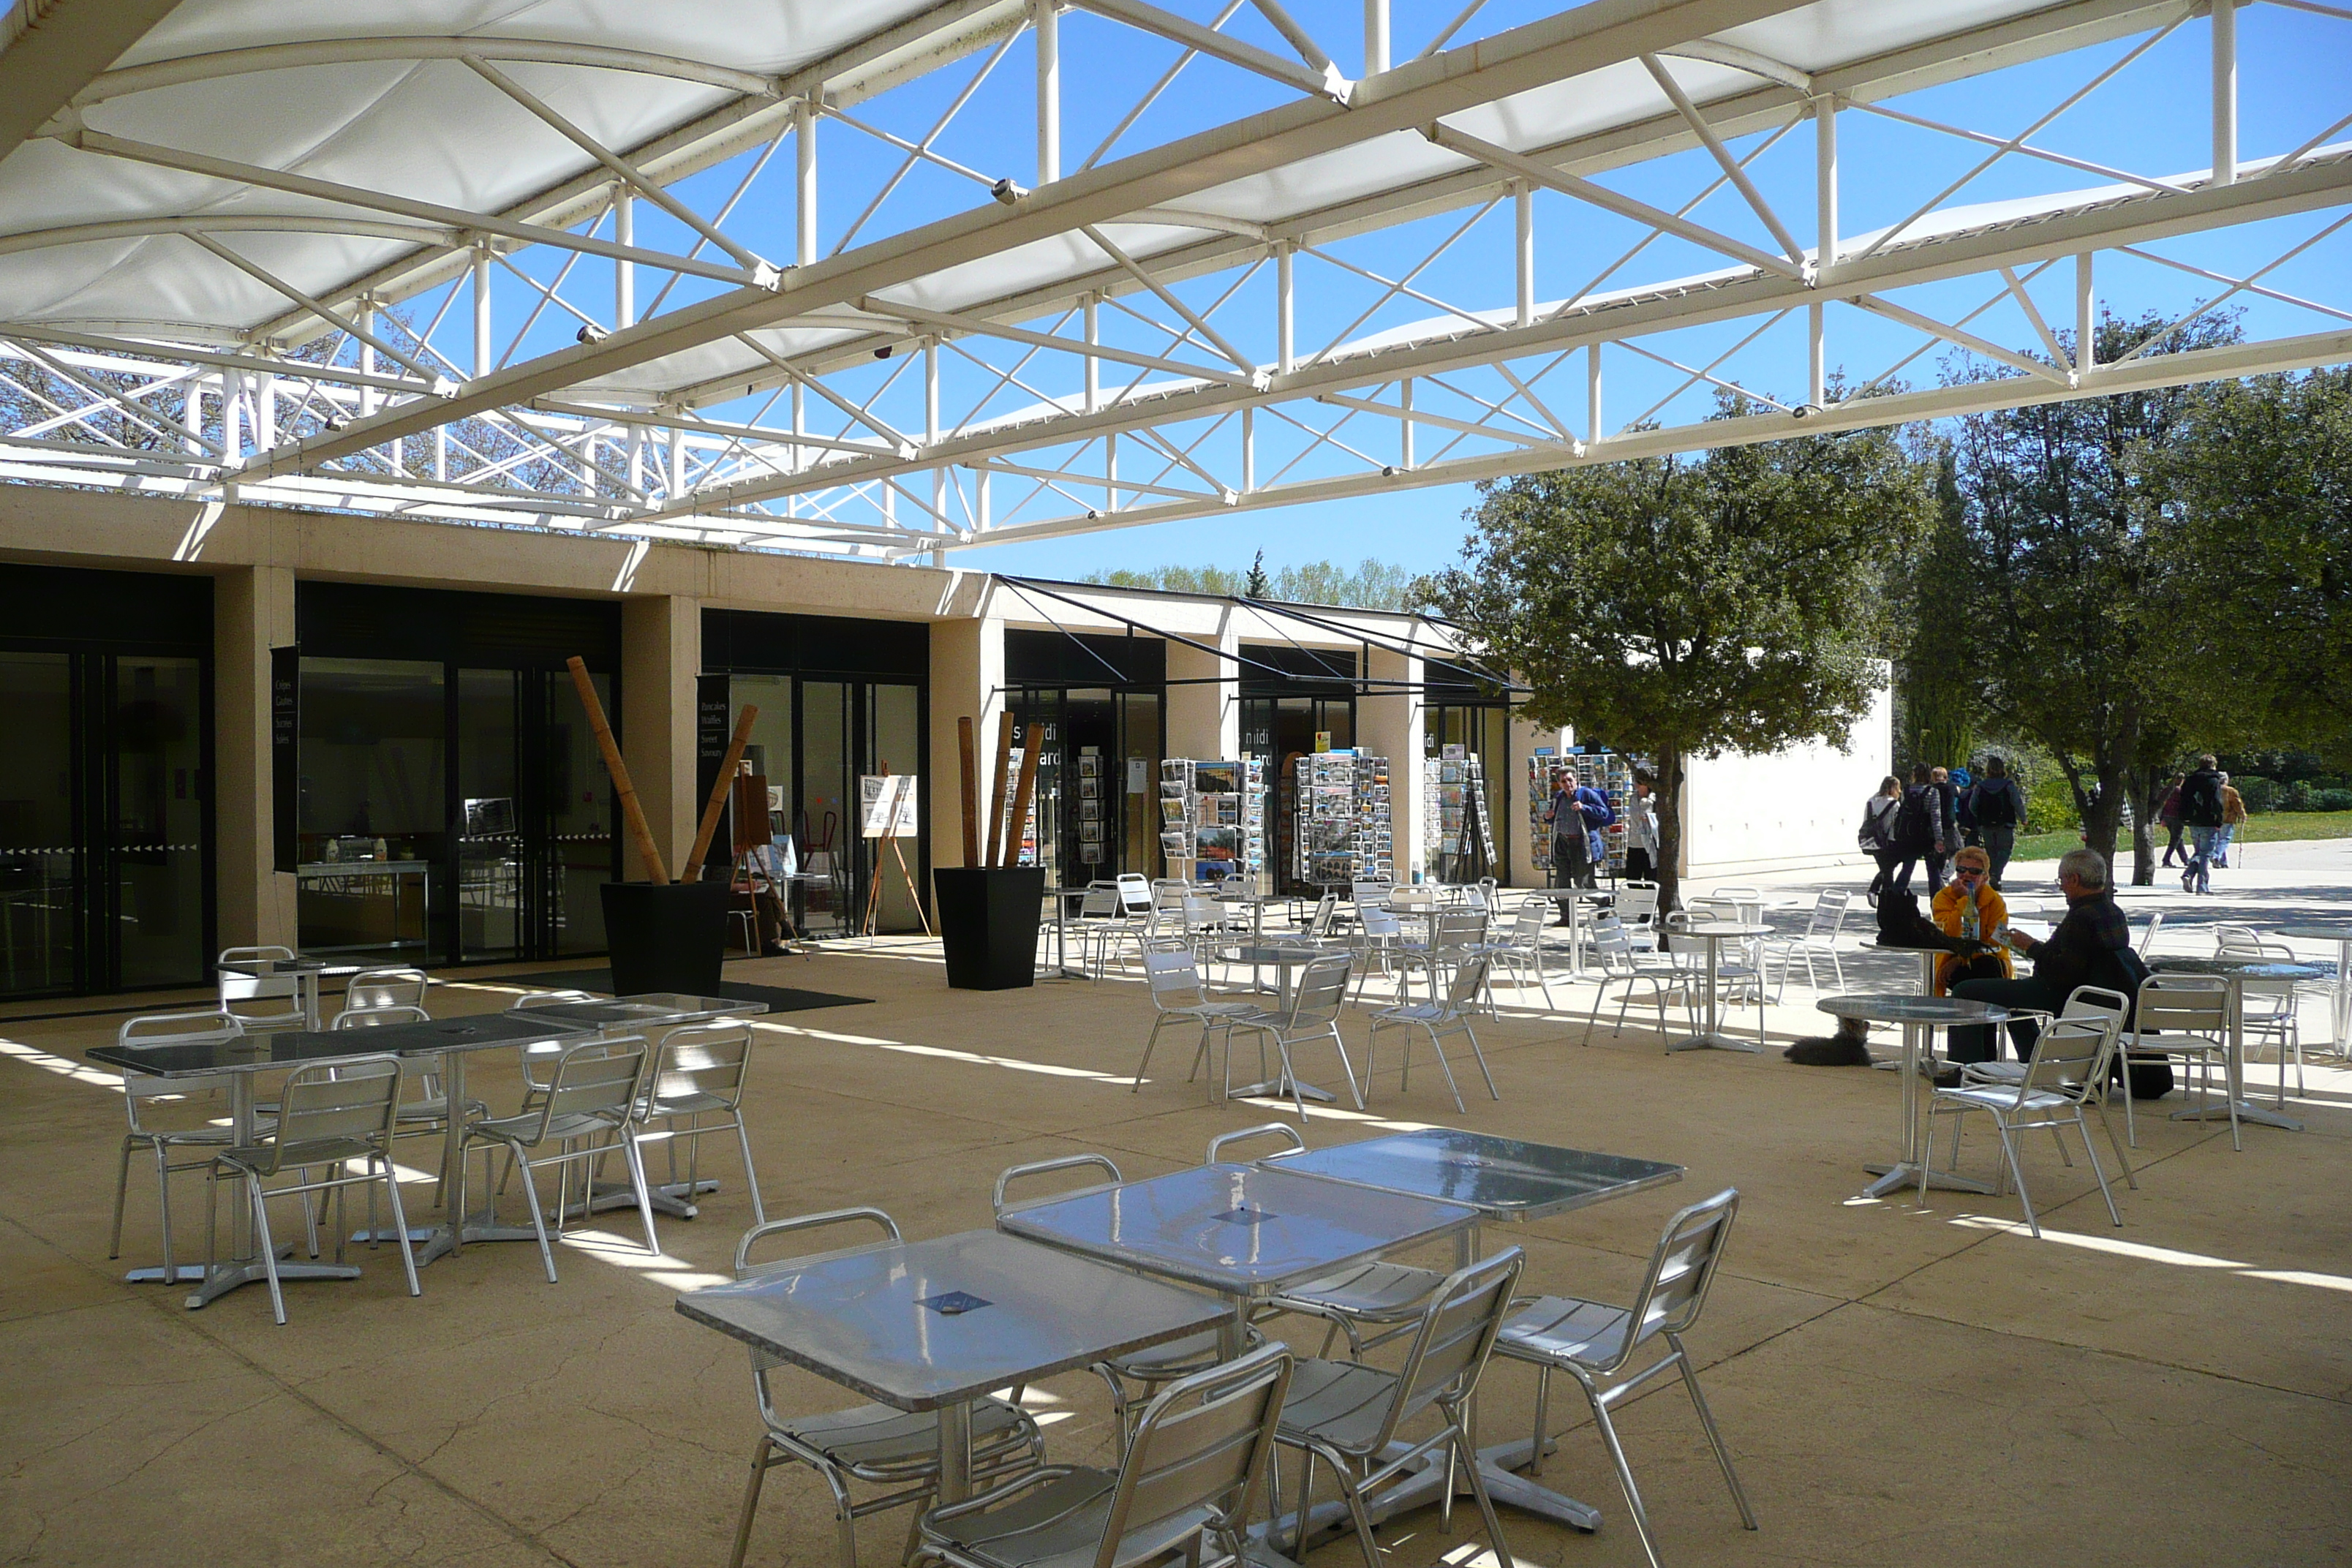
[864,763,932,938]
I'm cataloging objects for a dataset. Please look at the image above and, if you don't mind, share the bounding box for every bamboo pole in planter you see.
[566,656,668,884]
[957,716,981,868]
[682,704,759,881]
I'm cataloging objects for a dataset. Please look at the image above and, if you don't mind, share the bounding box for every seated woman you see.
[1934,845,2011,1064]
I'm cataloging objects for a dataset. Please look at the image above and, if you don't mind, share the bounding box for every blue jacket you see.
[1546,785,1616,835]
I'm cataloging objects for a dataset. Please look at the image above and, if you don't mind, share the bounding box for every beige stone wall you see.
[1164,608,1239,761]
[213,563,296,949]
[619,595,698,880]
[1358,643,1424,881]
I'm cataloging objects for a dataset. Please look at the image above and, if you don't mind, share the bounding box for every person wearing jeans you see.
[1967,756,2027,891]
[2178,755,2226,894]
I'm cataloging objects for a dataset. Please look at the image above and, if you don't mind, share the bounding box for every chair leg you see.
[1461,1019,1500,1101]
[2074,1112,2122,1228]
[726,1436,777,1568]
[2091,1099,2138,1190]
[1525,1362,1552,1478]
[1582,1385,1661,1568]
[1322,1025,1365,1111]
[1665,1335,1757,1530]
[1452,1414,1517,1568]
[510,1149,559,1284]
[1134,1014,1169,1090]
[1993,1122,2039,1239]
[249,1173,287,1326]
[109,1137,135,1262]
[619,1127,663,1255]
[152,1142,177,1285]
[1333,1458,1384,1568]
[1422,1022,1466,1114]
[733,1114,767,1226]
[380,1155,421,1297]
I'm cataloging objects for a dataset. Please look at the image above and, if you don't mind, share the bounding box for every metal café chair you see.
[1071,882,1139,981]
[726,1209,1045,1568]
[1388,908,1487,1008]
[1132,943,1256,1099]
[1495,1189,1756,1568]
[507,987,600,1112]
[1269,1248,1524,1568]
[2122,974,2233,1148]
[2241,940,2310,1101]
[1759,890,1850,998]
[331,1001,478,1207]
[339,965,427,1017]
[1921,1005,2136,1237]
[1365,955,1501,1112]
[633,1019,766,1224]
[460,1035,658,1281]
[218,944,309,1034]
[107,1009,244,1286]
[1582,917,1695,1044]
[1224,953,1362,1117]
[1210,1126,1447,1362]
[911,1343,1292,1568]
[203,1054,420,1326]
[992,1155,1266,1455]
[1345,905,1407,1003]
[1468,897,1555,1011]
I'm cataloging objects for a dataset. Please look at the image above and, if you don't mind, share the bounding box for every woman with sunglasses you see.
[1930,845,2010,1000]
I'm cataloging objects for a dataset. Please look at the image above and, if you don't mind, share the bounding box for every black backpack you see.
[1973,778,2019,826]
[1893,787,1933,851]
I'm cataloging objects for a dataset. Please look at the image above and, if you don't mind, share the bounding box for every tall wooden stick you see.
[567,656,668,884]
[984,712,1016,868]
[682,704,759,882]
[957,716,981,868]
[1004,736,1044,870]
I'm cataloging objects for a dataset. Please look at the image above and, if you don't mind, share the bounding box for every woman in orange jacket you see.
[1930,845,2011,995]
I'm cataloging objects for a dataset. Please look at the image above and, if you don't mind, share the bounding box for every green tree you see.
[1893,453,1978,775]
[1243,549,1270,598]
[2149,366,2352,768]
[1943,310,2242,883]
[1420,394,1932,911]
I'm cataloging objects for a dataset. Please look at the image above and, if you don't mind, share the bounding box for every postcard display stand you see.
[1423,751,1496,883]
[1159,758,1264,888]
[1527,752,1634,877]
[1295,753,1393,889]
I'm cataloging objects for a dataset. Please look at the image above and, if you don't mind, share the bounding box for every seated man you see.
[1948,847,2130,1064]
[747,837,802,954]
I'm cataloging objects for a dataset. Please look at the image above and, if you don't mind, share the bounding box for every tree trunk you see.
[2125,764,2162,886]
[1654,745,1687,915]
[2081,763,2127,874]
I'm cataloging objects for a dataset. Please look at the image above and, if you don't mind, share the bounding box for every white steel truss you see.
[1,0,2347,559]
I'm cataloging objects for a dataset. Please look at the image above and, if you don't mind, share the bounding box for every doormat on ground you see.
[480,969,872,1012]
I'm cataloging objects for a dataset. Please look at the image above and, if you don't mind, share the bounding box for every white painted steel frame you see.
[0,0,2345,559]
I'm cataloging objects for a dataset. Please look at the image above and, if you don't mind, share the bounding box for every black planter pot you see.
[932,867,1047,990]
[600,880,729,998]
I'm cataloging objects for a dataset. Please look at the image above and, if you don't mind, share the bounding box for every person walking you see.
[1624,774,1661,883]
[1859,776,1904,906]
[1952,765,1981,849]
[1544,773,1610,892]
[1925,766,1961,890]
[2179,755,2227,894]
[2157,775,2187,867]
[2217,772,2247,868]
[1889,766,1940,899]
[1966,757,2029,890]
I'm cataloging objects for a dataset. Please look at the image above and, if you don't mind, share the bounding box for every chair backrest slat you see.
[1096,1344,1290,1568]
[1444,954,1491,1010]
[2136,974,2228,1037]
[1286,954,1352,1025]
[650,1021,753,1108]
[261,1055,401,1172]
[1385,1248,1521,1435]
[542,1038,649,1123]
[1613,1188,1740,1368]
[344,966,427,1013]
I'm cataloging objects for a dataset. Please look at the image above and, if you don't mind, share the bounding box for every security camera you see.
[576,323,610,344]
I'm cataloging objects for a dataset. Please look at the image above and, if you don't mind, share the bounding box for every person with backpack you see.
[1967,756,2029,890]
[1858,775,1905,905]
[1544,773,1613,891]
[1891,765,1941,895]
[2178,754,2227,894]
[1926,766,1961,890]
[2157,775,2187,867]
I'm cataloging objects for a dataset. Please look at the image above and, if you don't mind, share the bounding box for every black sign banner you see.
[271,645,300,872]
[695,674,731,875]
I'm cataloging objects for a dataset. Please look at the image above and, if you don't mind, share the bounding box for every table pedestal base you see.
[124,1264,207,1284]
[1230,1080,1338,1105]
[413,1216,545,1267]
[1667,1033,1759,1053]
[186,1256,360,1309]
[1269,1436,1601,1550]
[2171,1101,2304,1133]
[1862,1161,1997,1197]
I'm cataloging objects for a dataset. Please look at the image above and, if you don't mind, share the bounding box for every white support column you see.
[257,372,276,448]
[358,303,378,418]
[1361,640,1424,881]
[1809,304,1826,407]
[1166,610,1240,761]
[1399,378,1413,470]
[1242,404,1255,492]
[1586,342,1602,443]
[1035,0,1060,185]
[216,560,297,949]
[930,610,1009,867]
[2212,0,2237,188]
[472,244,491,378]
[1514,182,1534,328]
[1083,291,1100,413]
[614,186,635,328]
[1814,92,1836,407]
[2076,252,2096,369]
[926,336,944,524]
[620,595,699,879]
[1363,0,1390,75]
[1275,241,1295,374]
[434,423,447,481]
[794,96,818,266]
[789,381,805,518]
[667,418,686,499]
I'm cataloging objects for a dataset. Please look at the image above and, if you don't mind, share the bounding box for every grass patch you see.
[2007,810,2352,863]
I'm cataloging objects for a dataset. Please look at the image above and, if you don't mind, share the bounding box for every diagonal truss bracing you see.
[0,0,2346,558]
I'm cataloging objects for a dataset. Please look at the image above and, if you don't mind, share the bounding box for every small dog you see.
[1784,1015,1876,1066]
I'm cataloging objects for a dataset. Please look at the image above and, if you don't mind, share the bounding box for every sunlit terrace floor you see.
[4,849,2349,1567]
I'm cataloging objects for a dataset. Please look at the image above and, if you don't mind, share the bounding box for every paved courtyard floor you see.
[2,844,2347,1566]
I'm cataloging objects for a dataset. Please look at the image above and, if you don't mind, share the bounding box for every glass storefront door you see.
[1245,694,1356,894]
[0,649,211,998]
[1009,687,1163,886]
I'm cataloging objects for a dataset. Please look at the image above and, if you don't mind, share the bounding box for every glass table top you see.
[517,993,767,1025]
[997,1163,1479,1297]
[88,1011,596,1077]
[1817,993,2013,1025]
[1265,1129,1683,1222]
[674,1229,1228,1411]
[216,955,370,977]
[2147,956,2329,981]
[2274,925,2352,943]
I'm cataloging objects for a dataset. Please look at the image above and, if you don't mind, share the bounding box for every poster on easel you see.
[859,774,920,839]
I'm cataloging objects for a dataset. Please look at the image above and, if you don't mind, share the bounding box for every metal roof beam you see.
[0,0,181,162]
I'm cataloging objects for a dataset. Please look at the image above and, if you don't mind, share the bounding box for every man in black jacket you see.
[2179,755,2227,895]
[1925,766,1960,891]
[1967,757,2028,890]
[1949,848,2136,1063]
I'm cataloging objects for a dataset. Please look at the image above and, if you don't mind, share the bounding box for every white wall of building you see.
[1679,670,1893,879]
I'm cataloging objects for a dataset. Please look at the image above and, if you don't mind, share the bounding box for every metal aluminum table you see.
[996,1161,1480,1361]
[2273,924,2352,1057]
[506,992,769,1216]
[1221,945,1353,1104]
[674,1228,1226,1503]
[1819,993,2013,1198]
[217,954,371,1029]
[88,1011,598,1302]
[1262,1129,1686,1534]
[2148,955,2330,1133]
[1869,941,1944,996]
[1527,887,1615,973]
[1667,921,1771,1052]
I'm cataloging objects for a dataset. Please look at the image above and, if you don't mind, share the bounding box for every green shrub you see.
[2289,780,2318,811]
[2027,774,2080,829]
[2319,788,2352,813]
[2234,774,2282,813]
